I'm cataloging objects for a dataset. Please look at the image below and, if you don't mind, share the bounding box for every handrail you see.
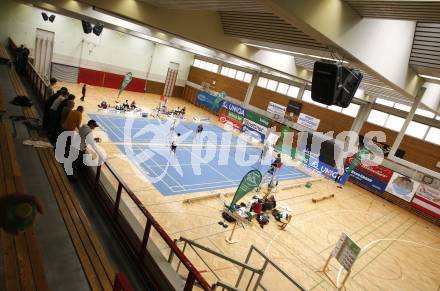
[102,161,212,290]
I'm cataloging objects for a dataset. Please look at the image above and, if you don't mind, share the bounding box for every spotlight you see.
[82,20,92,34]
[93,22,104,36]
[41,12,48,21]
[49,15,55,23]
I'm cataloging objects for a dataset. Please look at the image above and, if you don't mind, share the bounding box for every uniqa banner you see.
[118,72,133,97]
[229,169,262,208]
[222,100,246,116]
[196,90,224,113]
[304,153,349,184]
[244,110,270,127]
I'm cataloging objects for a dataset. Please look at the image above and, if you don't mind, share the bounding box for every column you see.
[243,71,260,107]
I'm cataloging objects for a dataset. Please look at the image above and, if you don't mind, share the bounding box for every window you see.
[244,73,252,83]
[257,77,268,88]
[376,98,394,107]
[220,66,228,76]
[328,105,342,112]
[341,103,360,117]
[193,58,219,72]
[235,70,245,81]
[302,90,312,103]
[425,127,440,145]
[221,66,252,82]
[287,86,300,98]
[384,115,405,132]
[436,115,440,121]
[394,103,411,112]
[416,108,435,118]
[405,121,429,139]
[227,68,237,78]
[368,110,389,126]
[267,79,278,91]
[277,82,289,95]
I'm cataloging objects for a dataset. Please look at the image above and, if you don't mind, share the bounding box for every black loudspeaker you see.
[335,67,363,108]
[41,12,49,21]
[93,23,104,36]
[82,20,92,34]
[311,62,341,105]
[311,61,363,108]
[49,15,56,23]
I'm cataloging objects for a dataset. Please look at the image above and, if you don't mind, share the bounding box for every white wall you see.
[0,0,194,84]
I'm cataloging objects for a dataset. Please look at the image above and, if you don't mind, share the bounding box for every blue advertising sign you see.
[349,168,388,193]
[222,100,246,116]
[304,154,349,185]
[242,125,265,143]
[196,90,223,113]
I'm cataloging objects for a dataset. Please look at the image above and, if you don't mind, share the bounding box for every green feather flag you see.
[118,72,133,98]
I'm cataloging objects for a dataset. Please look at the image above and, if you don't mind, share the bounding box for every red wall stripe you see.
[78,68,146,93]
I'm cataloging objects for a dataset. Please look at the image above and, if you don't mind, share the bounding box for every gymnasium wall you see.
[187,66,249,102]
[360,122,440,172]
[0,0,193,94]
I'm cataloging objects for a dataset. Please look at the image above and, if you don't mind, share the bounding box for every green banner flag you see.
[227,111,244,123]
[229,170,262,209]
[345,147,369,175]
[118,72,133,98]
[245,110,270,127]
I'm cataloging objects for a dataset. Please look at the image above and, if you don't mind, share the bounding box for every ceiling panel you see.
[345,1,440,22]
[138,0,266,12]
[410,22,440,72]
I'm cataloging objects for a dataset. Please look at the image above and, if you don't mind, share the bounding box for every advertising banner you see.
[385,172,420,202]
[230,170,262,208]
[297,113,320,130]
[346,156,393,183]
[348,168,389,193]
[219,115,243,131]
[244,110,270,127]
[303,153,349,184]
[267,101,287,116]
[222,100,246,116]
[411,184,440,219]
[196,90,223,113]
[243,118,267,134]
[227,111,244,123]
[242,125,265,143]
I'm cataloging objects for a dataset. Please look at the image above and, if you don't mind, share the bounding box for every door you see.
[163,62,179,97]
[34,28,55,82]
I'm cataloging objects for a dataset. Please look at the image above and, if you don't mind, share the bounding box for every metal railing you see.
[95,162,212,290]
[8,38,49,102]
[8,37,211,290]
[113,273,135,291]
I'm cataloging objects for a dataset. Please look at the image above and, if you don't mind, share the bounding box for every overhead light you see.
[243,42,349,63]
[419,74,440,81]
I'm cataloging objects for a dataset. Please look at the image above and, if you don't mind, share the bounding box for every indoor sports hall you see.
[0,1,439,291]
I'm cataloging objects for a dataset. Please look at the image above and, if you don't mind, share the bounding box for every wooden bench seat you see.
[8,66,40,123]
[0,122,49,291]
[37,148,115,291]
[7,62,116,291]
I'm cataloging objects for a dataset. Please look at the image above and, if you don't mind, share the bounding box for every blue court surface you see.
[90,114,309,196]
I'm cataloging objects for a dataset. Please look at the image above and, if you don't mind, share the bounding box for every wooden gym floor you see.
[59,82,440,291]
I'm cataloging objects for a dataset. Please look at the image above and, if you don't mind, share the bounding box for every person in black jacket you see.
[42,87,68,131]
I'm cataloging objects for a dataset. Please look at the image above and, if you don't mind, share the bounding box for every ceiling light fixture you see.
[419,74,440,81]
[243,42,348,63]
